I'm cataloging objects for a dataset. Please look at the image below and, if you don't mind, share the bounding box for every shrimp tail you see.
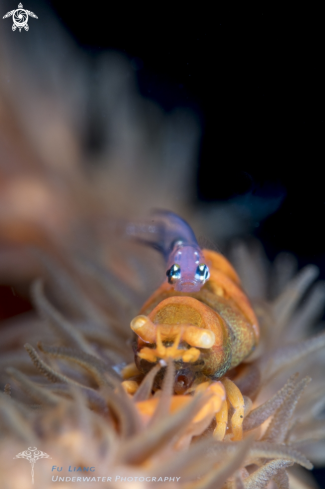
[118,210,198,260]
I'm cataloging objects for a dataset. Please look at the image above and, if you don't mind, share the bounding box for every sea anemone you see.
[0,239,325,488]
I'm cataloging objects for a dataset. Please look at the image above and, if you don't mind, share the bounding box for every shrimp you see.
[125,210,210,293]
[123,212,260,441]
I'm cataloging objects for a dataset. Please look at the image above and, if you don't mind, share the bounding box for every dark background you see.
[3,1,324,270]
[46,1,324,272]
[1,2,324,483]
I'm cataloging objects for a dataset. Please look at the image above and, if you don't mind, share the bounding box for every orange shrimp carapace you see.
[132,249,259,378]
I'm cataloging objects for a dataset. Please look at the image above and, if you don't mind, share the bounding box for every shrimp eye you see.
[195,264,210,284]
[166,264,181,284]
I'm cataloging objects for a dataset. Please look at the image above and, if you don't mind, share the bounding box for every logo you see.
[14,446,51,484]
[3,3,38,32]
